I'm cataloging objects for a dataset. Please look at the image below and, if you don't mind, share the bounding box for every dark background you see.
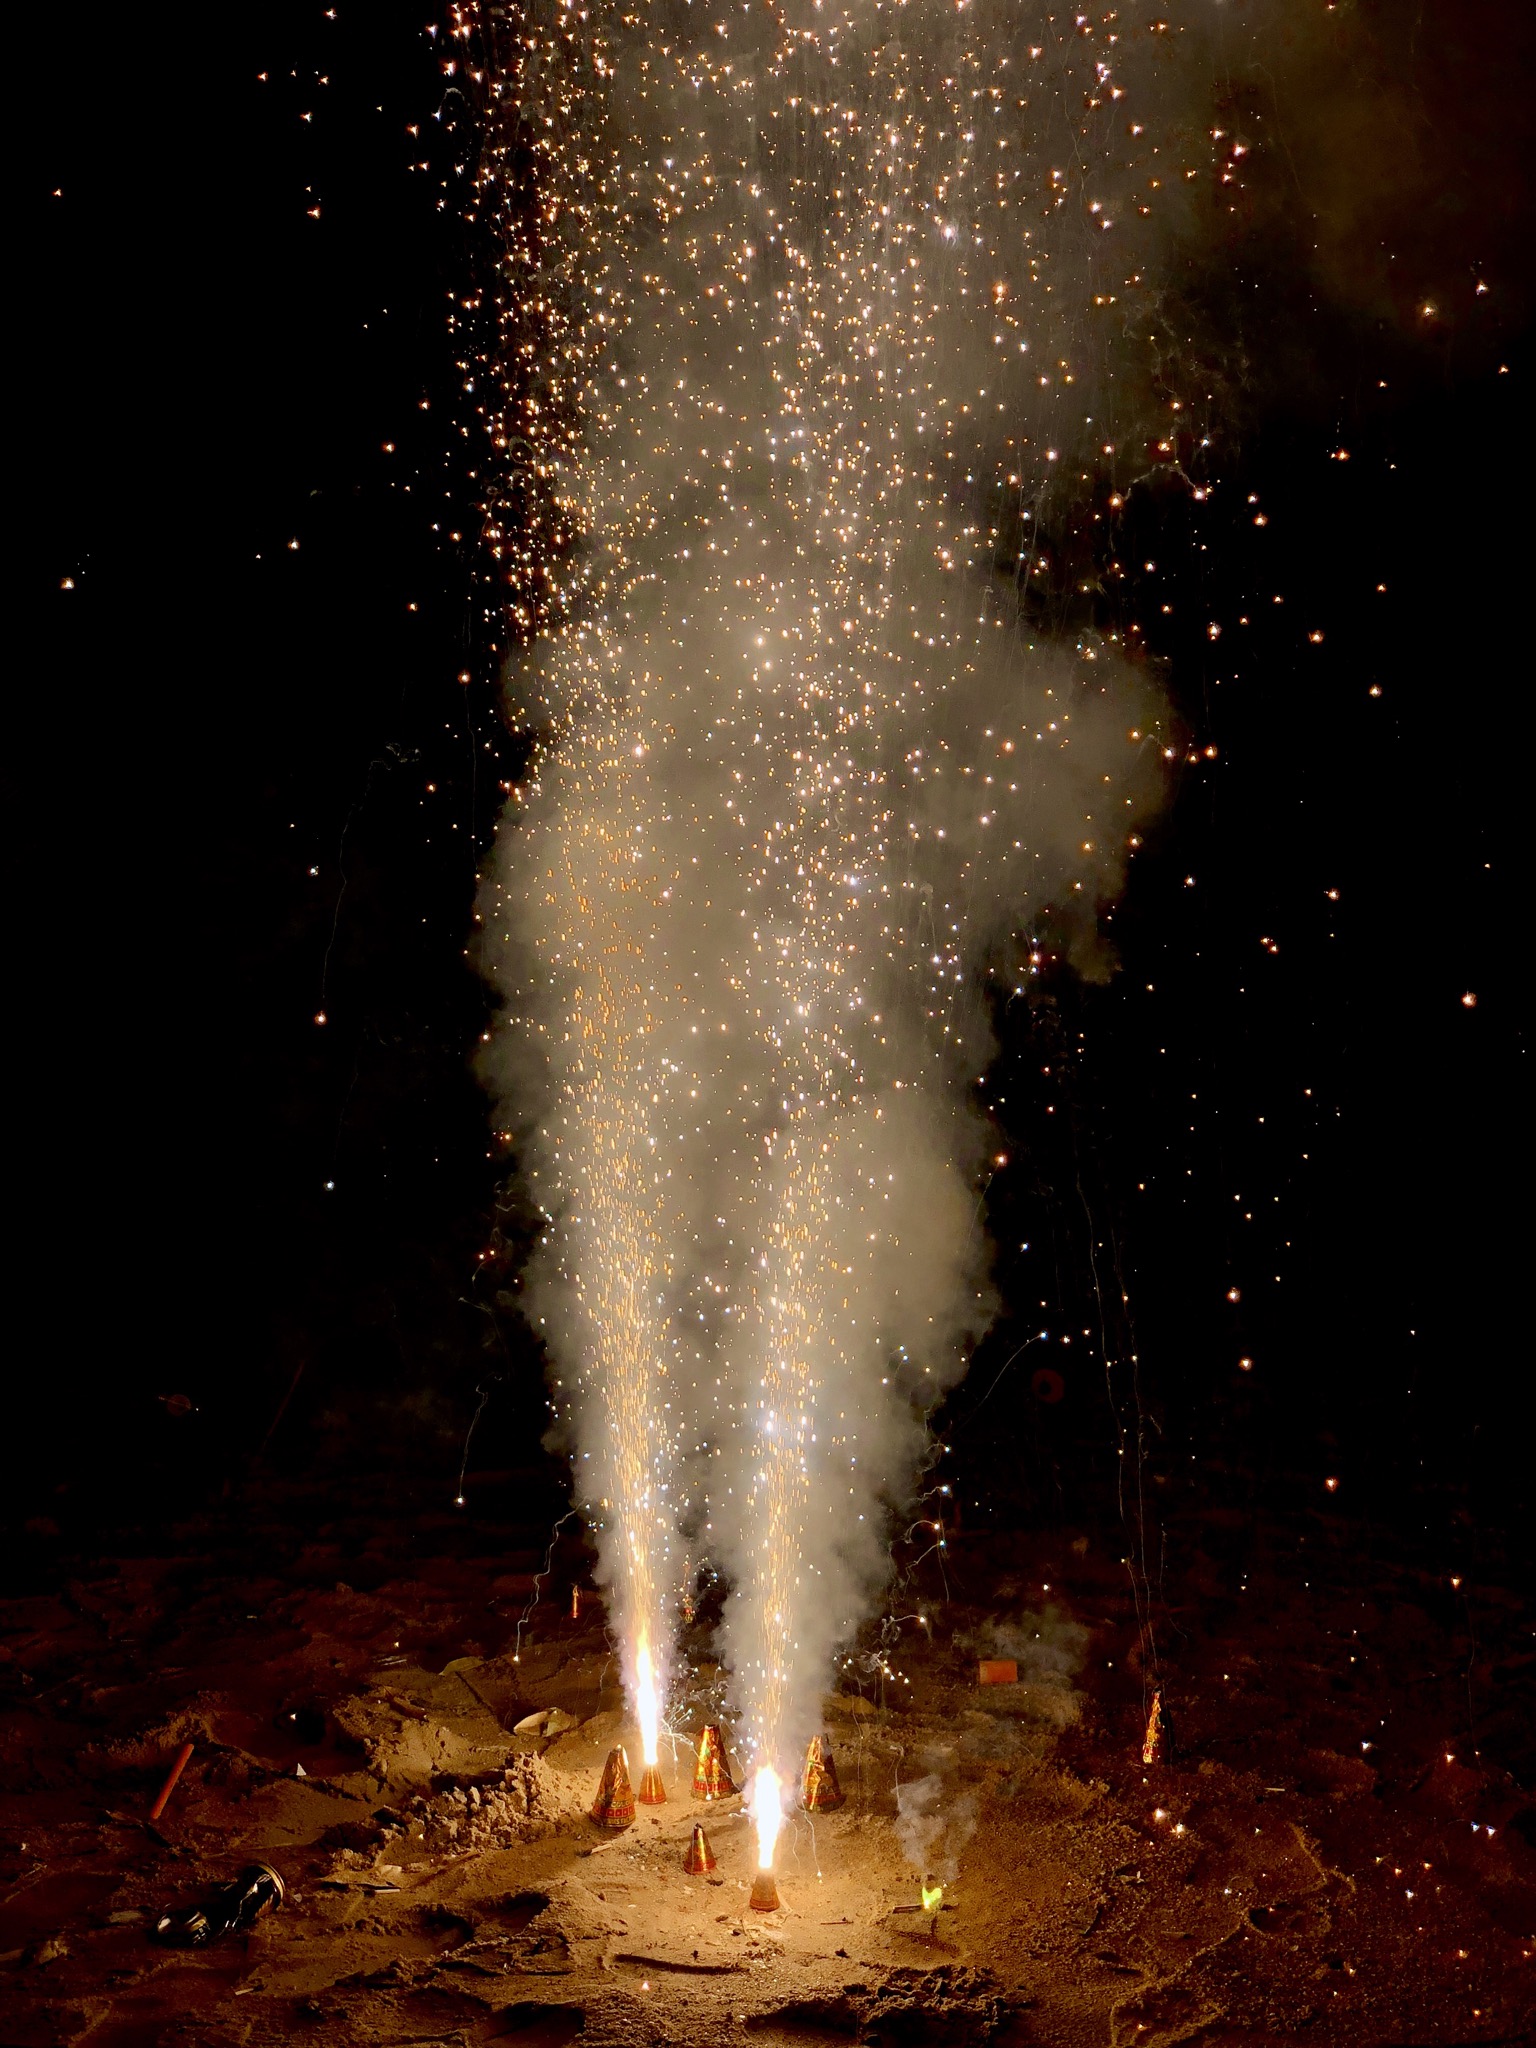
[14,3,1529,1577]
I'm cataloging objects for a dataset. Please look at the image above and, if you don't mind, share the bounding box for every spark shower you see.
[471,0,1231,1855]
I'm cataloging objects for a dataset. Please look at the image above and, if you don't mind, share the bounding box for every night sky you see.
[19,0,1528,1562]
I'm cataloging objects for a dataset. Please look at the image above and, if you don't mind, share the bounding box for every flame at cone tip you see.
[635,1636,660,1768]
[921,1876,944,1914]
[752,1765,783,1871]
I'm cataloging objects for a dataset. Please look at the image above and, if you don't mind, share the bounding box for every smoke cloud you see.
[474,0,1505,1778]
[896,1752,979,1885]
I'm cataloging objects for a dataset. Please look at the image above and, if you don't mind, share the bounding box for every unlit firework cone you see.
[683,1821,717,1875]
[638,1763,667,1805]
[692,1724,736,1801]
[801,1734,845,1811]
[591,1745,635,1828]
[749,1870,780,1911]
[1141,1688,1170,1766]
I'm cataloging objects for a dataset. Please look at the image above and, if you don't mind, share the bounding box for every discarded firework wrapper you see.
[692,1723,736,1801]
[637,1763,668,1805]
[1142,1688,1171,1766]
[152,1862,285,1947]
[801,1733,845,1811]
[749,1870,781,1911]
[591,1745,636,1828]
[683,1821,717,1874]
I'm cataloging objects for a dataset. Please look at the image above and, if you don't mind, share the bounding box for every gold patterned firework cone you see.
[637,1763,667,1805]
[683,1821,717,1874]
[692,1724,736,1801]
[1141,1689,1170,1767]
[590,1745,636,1828]
[749,1869,780,1911]
[801,1734,845,1811]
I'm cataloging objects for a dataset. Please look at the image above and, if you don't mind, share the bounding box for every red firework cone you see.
[801,1734,845,1811]
[591,1745,636,1828]
[638,1763,667,1805]
[692,1724,736,1801]
[683,1821,717,1875]
[1142,1688,1170,1766]
[749,1870,780,1911]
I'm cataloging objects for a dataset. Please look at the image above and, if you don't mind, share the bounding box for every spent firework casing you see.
[683,1821,718,1874]
[591,1745,636,1828]
[801,1734,845,1811]
[692,1723,736,1800]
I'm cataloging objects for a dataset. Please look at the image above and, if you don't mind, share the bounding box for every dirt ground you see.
[2,1490,1531,2047]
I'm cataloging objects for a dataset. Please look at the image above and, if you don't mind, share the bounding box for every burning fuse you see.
[1142,1688,1171,1766]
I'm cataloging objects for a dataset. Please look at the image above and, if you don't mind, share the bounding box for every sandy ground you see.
[2,1496,1532,2047]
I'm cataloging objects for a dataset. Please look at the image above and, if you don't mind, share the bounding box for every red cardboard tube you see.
[148,1740,195,1821]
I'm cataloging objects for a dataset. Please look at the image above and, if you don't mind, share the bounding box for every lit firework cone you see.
[1142,1689,1170,1766]
[683,1821,717,1875]
[591,1746,635,1828]
[692,1725,736,1801]
[638,1763,667,1805]
[749,1870,780,1911]
[801,1735,845,1811]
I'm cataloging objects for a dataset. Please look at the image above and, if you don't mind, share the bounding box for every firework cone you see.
[683,1821,717,1875]
[591,1745,635,1828]
[637,1763,667,1805]
[801,1734,845,1811]
[749,1870,780,1911]
[692,1724,736,1801]
[1141,1688,1171,1766]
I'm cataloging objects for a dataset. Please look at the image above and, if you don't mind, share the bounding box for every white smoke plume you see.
[895,1750,979,1886]
[476,0,1458,1777]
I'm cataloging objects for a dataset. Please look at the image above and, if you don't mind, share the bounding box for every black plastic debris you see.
[152,1862,285,1946]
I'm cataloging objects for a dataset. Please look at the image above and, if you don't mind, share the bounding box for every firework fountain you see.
[473,0,1221,1886]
